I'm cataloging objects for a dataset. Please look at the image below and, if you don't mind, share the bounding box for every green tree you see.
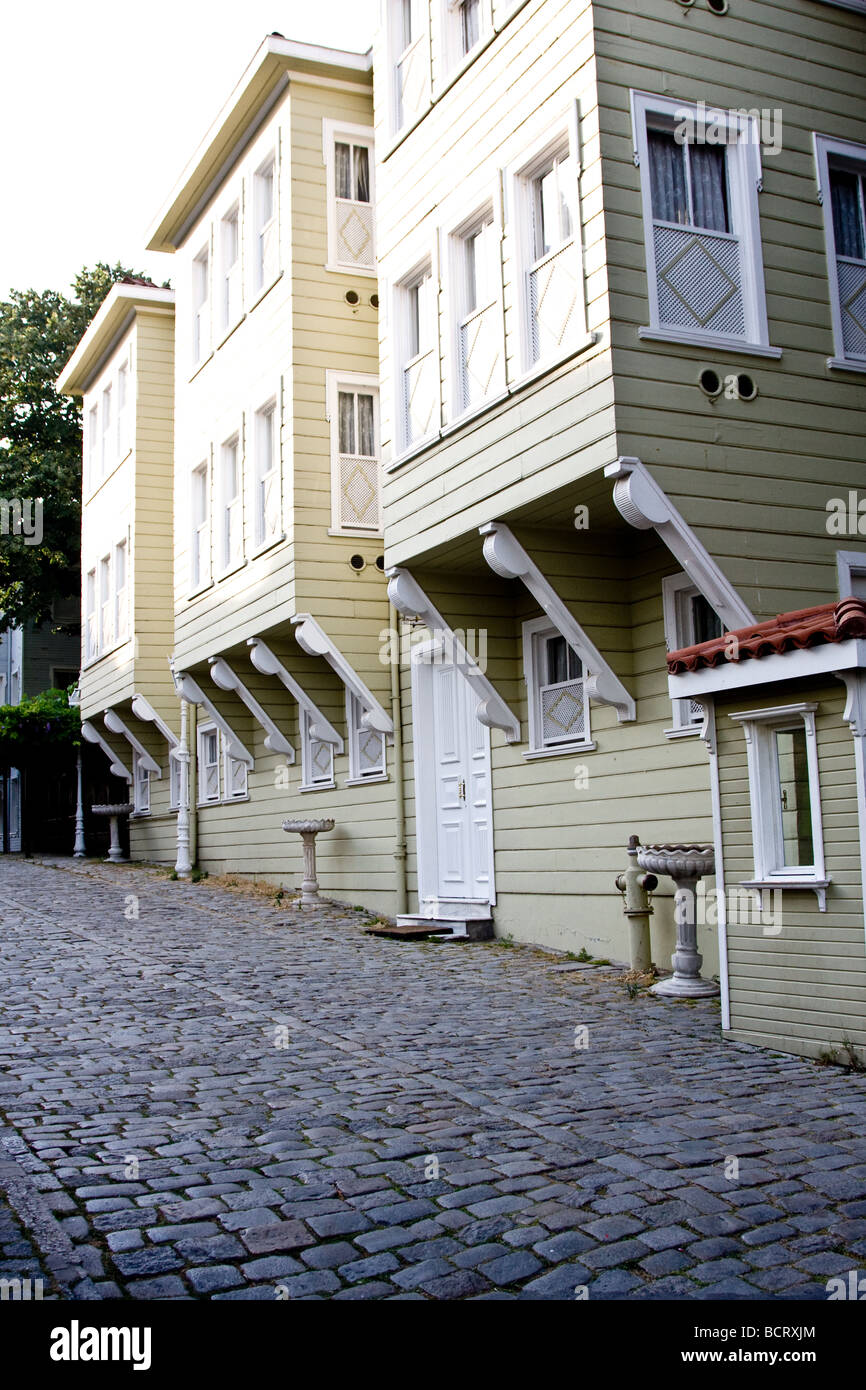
[0,263,156,628]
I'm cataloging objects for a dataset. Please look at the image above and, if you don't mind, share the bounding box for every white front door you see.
[414,650,494,906]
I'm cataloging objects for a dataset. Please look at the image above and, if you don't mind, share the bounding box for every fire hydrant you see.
[615,834,658,972]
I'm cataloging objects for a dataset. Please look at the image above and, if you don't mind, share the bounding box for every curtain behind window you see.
[831,168,866,260]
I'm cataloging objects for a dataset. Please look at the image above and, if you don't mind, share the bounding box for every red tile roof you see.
[667,597,866,674]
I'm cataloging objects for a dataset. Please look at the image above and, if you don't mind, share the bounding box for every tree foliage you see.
[0,687,80,770]
[0,263,154,627]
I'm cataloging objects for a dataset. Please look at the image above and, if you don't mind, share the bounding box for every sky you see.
[0,0,378,299]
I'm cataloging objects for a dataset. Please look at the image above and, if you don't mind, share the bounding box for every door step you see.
[366,915,494,942]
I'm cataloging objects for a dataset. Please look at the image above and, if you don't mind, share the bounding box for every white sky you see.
[0,0,378,299]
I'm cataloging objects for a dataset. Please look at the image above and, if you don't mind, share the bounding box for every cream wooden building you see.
[143,36,399,909]
[371,0,866,1048]
[58,280,179,861]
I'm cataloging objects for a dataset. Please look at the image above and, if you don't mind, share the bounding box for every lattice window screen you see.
[540,679,585,744]
[837,258,866,358]
[529,242,579,362]
[653,225,745,336]
[460,302,501,409]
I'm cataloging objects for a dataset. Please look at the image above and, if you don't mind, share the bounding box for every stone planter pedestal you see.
[636,843,719,998]
[282,818,335,908]
[91,803,133,863]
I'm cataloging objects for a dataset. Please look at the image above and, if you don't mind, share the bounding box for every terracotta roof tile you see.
[667,597,866,675]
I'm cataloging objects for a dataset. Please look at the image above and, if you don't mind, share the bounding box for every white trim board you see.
[668,637,866,699]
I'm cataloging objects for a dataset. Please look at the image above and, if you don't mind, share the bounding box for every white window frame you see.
[192,242,210,366]
[326,371,381,534]
[223,738,248,800]
[390,0,430,135]
[219,201,242,334]
[99,553,113,652]
[814,132,866,372]
[86,403,99,492]
[114,537,128,643]
[346,692,388,783]
[169,751,181,810]
[631,90,776,357]
[101,383,113,476]
[197,724,221,804]
[510,117,588,376]
[219,432,243,573]
[837,548,866,597]
[729,703,828,904]
[132,751,151,815]
[439,0,492,77]
[116,352,132,461]
[191,459,211,592]
[323,120,376,276]
[662,572,725,735]
[253,398,280,549]
[445,196,505,419]
[252,153,278,295]
[300,708,335,791]
[522,615,592,756]
[394,255,439,455]
[84,567,97,662]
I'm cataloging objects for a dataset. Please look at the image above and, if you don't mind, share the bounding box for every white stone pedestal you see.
[282,818,335,908]
[637,844,720,998]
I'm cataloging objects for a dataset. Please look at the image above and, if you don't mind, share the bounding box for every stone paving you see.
[0,856,865,1301]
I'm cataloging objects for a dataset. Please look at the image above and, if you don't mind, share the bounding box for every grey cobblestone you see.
[0,857,864,1303]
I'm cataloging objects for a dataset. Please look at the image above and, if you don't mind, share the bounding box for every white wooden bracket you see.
[103,708,162,776]
[131,694,178,750]
[171,669,254,766]
[81,719,132,782]
[247,639,344,751]
[290,614,393,736]
[208,657,295,763]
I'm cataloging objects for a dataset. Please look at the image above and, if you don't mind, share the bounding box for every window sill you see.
[663,725,702,740]
[188,350,214,383]
[248,271,283,314]
[82,638,131,670]
[509,334,598,393]
[440,389,510,438]
[740,877,831,911]
[299,781,335,793]
[216,314,246,350]
[129,811,151,820]
[386,433,440,473]
[828,356,866,375]
[186,579,215,602]
[344,773,389,787]
[324,263,377,279]
[248,533,286,562]
[215,557,248,583]
[327,527,383,540]
[638,327,782,359]
[197,794,250,808]
[523,741,597,762]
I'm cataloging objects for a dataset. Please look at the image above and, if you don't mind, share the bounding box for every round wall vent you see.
[371,294,380,309]
[736,373,758,401]
[699,368,723,397]
[345,290,360,306]
[375,555,385,571]
[707,0,729,13]
[349,553,366,572]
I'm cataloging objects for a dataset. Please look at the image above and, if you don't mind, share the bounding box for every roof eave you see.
[145,35,373,254]
[57,284,175,396]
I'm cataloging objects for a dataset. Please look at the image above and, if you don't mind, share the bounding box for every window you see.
[452,210,503,412]
[393,0,429,132]
[515,135,584,369]
[116,359,130,459]
[133,752,150,814]
[523,617,591,753]
[254,402,280,546]
[99,554,113,650]
[440,0,489,75]
[198,725,220,803]
[459,0,481,53]
[397,263,437,451]
[328,373,381,532]
[220,205,241,329]
[662,573,724,732]
[729,704,827,895]
[223,741,248,800]
[85,568,97,661]
[114,539,128,642]
[192,245,210,364]
[301,709,335,790]
[253,157,277,291]
[220,435,242,571]
[347,693,387,781]
[191,461,210,590]
[87,404,98,488]
[101,384,113,475]
[814,134,866,369]
[169,751,182,810]
[325,124,376,272]
[632,91,772,353]
[837,549,866,598]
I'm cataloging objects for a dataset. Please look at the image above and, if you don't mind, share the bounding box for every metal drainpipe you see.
[389,602,407,917]
[189,701,198,870]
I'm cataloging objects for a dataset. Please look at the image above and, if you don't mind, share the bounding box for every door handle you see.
[459,779,466,802]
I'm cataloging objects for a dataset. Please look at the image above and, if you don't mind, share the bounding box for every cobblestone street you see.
[0,856,865,1302]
